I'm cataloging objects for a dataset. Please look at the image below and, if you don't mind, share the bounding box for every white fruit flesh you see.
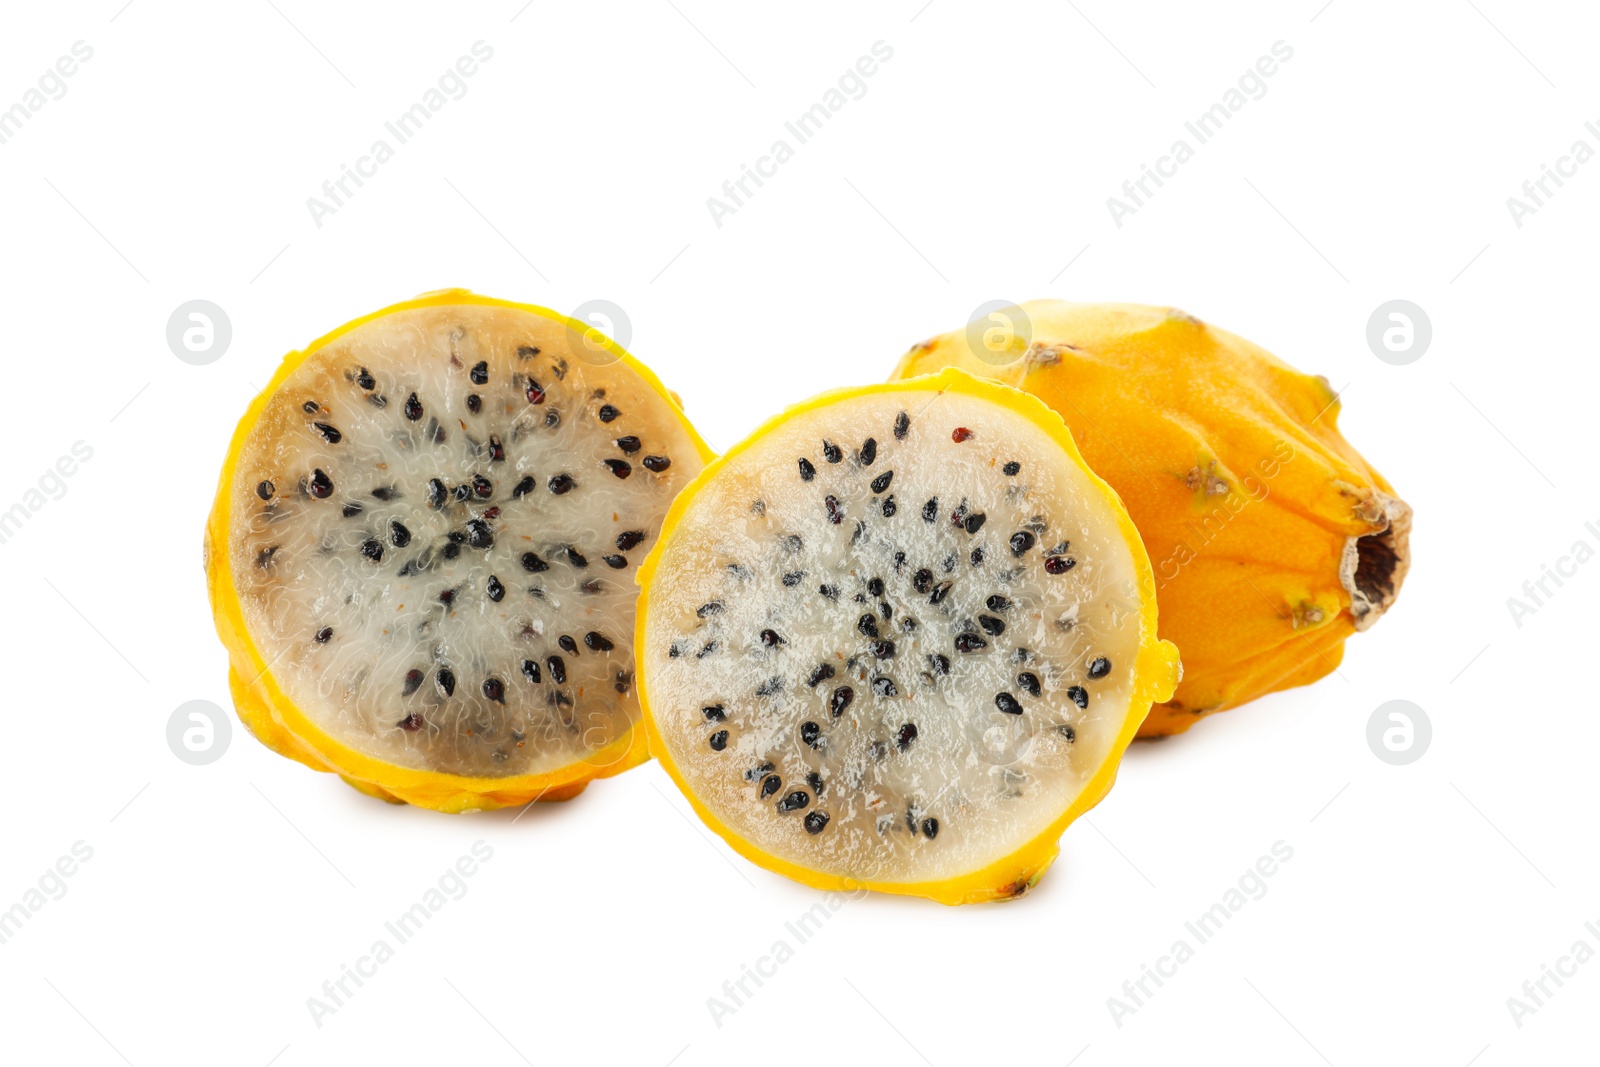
[643,386,1146,886]
[227,303,702,779]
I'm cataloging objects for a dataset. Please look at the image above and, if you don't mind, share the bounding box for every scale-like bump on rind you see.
[205,290,713,812]
[636,368,1179,904]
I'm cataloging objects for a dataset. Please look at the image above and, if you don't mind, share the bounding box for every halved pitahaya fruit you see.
[636,368,1179,903]
[205,291,711,812]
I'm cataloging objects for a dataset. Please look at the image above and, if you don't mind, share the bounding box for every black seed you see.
[566,547,588,568]
[830,686,854,717]
[798,457,815,481]
[955,632,987,653]
[902,616,918,633]
[481,575,504,603]
[929,581,953,605]
[760,629,784,648]
[782,570,805,587]
[988,595,1013,612]
[453,484,472,502]
[894,410,910,439]
[401,393,422,421]
[882,495,897,517]
[642,455,671,473]
[756,676,783,696]
[777,791,810,812]
[872,676,899,697]
[469,359,488,385]
[800,721,821,748]
[971,547,985,566]
[708,730,729,752]
[371,486,401,503]
[922,817,939,839]
[1003,461,1021,476]
[521,659,541,683]
[819,584,839,601]
[880,600,893,621]
[996,691,1024,715]
[549,474,576,495]
[487,435,505,462]
[857,614,879,639]
[596,403,621,423]
[584,631,614,652]
[1058,723,1077,742]
[438,588,456,606]
[401,669,424,695]
[467,393,482,414]
[314,627,332,643]
[668,642,683,659]
[356,367,375,390]
[437,669,456,696]
[525,379,546,404]
[1045,556,1077,575]
[964,512,987,534]
[808,663,836,686]
[368,393,387,409]
[615,435,641,454]
[745,761,775,781]
[1067,685,1089,708]
[256,480,274,500]
[822,440,842,463]
[942,553,957,572]
[804,809,830,834]
[342,503,362,518]
[548,655,568,684]
[521,551,549,573]
[595,554,622,569]
[482,678,505,703]
[385,521,410,549]
[868,470,894,495]
[303,400,320,413]
[360,539,383,562]
[927,653,950,675]
[428,478,448,508]
[1088,656,1112,680]
[728,563,752,580]
[557,635,579,656]
[922,498,939,522]
[441,543,460,560]
[913,568,933,594]
[896,722,918,751]
[469,474,491,499]
[597,457,632,481]
[313,422,342,444]
[512,476,536,498]
[1018,672,1042,697]
[703,704,726,722]
[1010,531,1036,556]
[697,640,718,659]
[696,603,725,622]
[979,615,1006,636]
[858,438,877,465]
[862,578,883,599]
[873,640,898,660]
[518,345,541,360]
[760,774,783,798]
[615,530,646,552]
[309,468,333,498]
[465,519,493,550]
[868,741,888,762]
[824,495,843,524]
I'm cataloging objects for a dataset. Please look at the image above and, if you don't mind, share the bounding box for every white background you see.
[0,1,1594,1064]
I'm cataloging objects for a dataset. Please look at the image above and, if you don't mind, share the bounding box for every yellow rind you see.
[205,289,715,813]
[635,367,1179,904]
